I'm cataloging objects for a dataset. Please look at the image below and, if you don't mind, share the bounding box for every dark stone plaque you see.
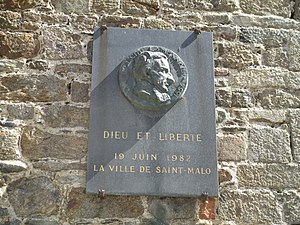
[87,27,218,197]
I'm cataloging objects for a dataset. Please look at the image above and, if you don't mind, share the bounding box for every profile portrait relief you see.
[132,51,175,103]
[119,46,188,111]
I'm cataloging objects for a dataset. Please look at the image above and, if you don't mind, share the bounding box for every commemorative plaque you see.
[87,27,218,197]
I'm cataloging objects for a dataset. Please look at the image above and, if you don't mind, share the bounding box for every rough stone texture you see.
[92,0,120,13]
[32,159,85,171]
[215,42,261,69]
[55,170,85,187]
[143,18,173,29]
[280,190,300,224]
[248,109,286,124]
[230,68,300,90]
[0,11,21,30]
[0,32,40,59]
[211,0,240,12]
[148,197,196,223]
[6,104,34,120]
[7,176,60,217]
[219,190,281,224]
[218,168,234,185]
[41,104,89,128]
[217,133,247,161]
[293,0,300,21]
[67,188,144,219]
[21,127,87,160]
[239,28,289,48]
[25,219,59,225]
[51,0,90,14]
[255,89,300,109]
[71,81,90,103]
[240,0,292,18]
[122,0,158,16]
[0,127,21,160]
[289,109,300,162]
[55,63,92,79]
[0,74,68,102]
[249,125,291,163]
[0,0,48,10]
[43,26,83,60]
[0,59,25,73]
[99,15,141,28]
[0,160,27,173]
[288,31,300,71]
[237,164,300,189]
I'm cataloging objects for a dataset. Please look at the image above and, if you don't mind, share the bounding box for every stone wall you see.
[0,0,300,224]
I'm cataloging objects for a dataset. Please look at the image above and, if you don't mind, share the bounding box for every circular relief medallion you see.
[119,46,188,111]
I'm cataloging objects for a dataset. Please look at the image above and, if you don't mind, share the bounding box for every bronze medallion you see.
[119,46,189,111]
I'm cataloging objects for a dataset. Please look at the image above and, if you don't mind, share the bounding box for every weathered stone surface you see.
[55,170,85,187]
[0,127,21,160]
[263,47,289,69]
[51,0,90,14]
[0,160,27,173]
[292,0,300,21]
[0,74,67,102]
[6,104,34,120]
[143,18,173,29]
[55,63,91,79]
[148,197,196,222]
[27,59,48,71]
[0,219,22,225]
[0,207,9,217]
[220,109,248,132]
[67,188,143,218]
[240,0,292,18]
[7,176,60,216]
[32,159,85,171]
[71,82,90,103]
[0,11,21,30]
[0,0,48,9]
[240,28,289,48]
[41,104,89,128]
[215,42,260,69]
[255,89,300,109]
[211,0,239,12]
[249,125,291,163]
[230,69,300,90]
[237,164,300,189]
[217,133,247,161]
[164,0,188,9]
[248,109,286,124]
[0,32,40,59]
[232,14,300,30]
[280,191,300,224]
[216,88,231,107]
[21,127,87,160]
[99,15,141,28]
[289,109,300,162]
[219,190,281,223]
[288,32,300,71]
[43,27,83,60]
[0,59,25,73]
[71,15,99,33]
[122,0,158,16]
[92,0,120,13]
[202,13,230,25]
[231,89,254,108]
[218,168,233,184]
[25,219,59,225]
